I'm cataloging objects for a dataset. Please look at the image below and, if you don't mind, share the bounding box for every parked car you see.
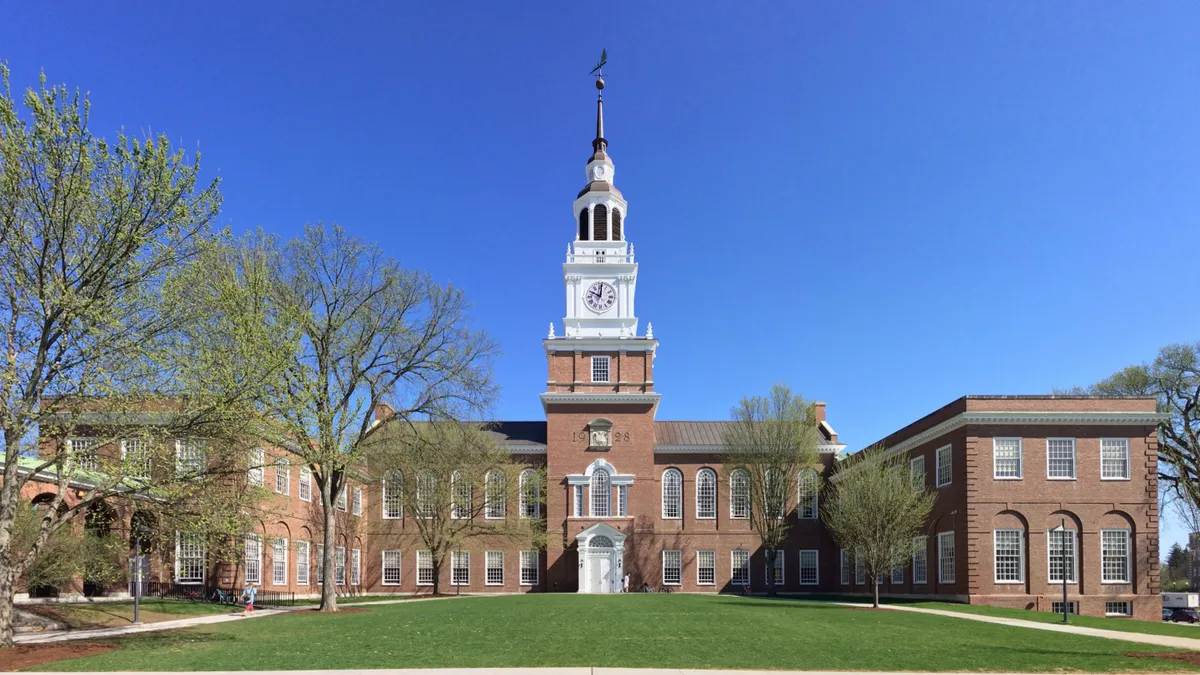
[1164,608,1175,622]
[1169,608,1200,623]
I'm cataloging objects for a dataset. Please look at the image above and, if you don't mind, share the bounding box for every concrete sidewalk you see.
[25,671,1155,675]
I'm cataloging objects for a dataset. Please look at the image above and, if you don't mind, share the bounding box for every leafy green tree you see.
[822,446,937,607]
[723,383,822,595]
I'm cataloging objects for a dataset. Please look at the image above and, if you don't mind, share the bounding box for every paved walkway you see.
[22,671,1150,675]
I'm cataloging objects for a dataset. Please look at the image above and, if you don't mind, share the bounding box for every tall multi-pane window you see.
[573,484,584,518]
[935,445,952,487]
[486,551,504,585]
[452,551,470,586]
[661,468,683,519]
[248,448,264,486]
[937,532,955,584]
[244,535,262,584]
[1047,528,1077,583]
[175,532,206,584]
[662,550,682,585]
[350,548,361,586]
[1101,439,1130,480]
[731,549,750,585]
[1101,529,1131,583]
[383,470,403,519]
[336,485,347,511]
[591,356,610,383]
[909,456,925,490]
[335,546,346,585]
[382,550,402,585]
[520,550,539,585]
[316,544,324,583]
[1047,438,1076,479]
[451,471,471,519]
[296,541,310,586]
[122,438,152,480]
[417,551,434,586]
[799,550,819,585]
[767,551,784,586]
[855,556,865,585]
[891,564,903,584]
[485,470,506,519]
[840,550,851,585]
[912,537,927,584]
[730,469,750,519]
[176,439,206,477]
[519,469,540,518]
[797,470,818,519]
[993,438,1022,479]
[275,458,290,494]
[69,438,99,471]
[994,529,1024,583]
[696,469,717,519]
[697,550,715,585]
[299,467,312,502]
[617,484,629,516]
[590,469,611,517]
[352,488,363,516]
[272,537,288,586]
[417,473,436,519]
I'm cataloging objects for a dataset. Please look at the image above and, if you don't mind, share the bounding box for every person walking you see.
[241,583,257,616]
[622,574,630,593]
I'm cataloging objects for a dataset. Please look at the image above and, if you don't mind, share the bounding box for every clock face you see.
[585,282,617,312]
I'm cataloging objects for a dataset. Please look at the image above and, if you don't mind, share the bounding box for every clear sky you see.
[4,2,1199,549]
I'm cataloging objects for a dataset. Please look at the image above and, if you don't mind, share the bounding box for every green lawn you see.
[21,600,232,630]
[902,600,1200,640]
[27,594,1200,672]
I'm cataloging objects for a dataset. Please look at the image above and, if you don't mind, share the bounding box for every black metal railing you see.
[130,581,295,608]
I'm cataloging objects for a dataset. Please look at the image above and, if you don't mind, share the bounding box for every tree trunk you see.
[0,567,14,648]
[431,559,441,596]
[766,549,777,596]
[872,575,880,608]
[319,480,338,613]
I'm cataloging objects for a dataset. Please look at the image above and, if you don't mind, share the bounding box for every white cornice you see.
[544,338,657,352]
[501,444,547,454]
[876,410,1171,458]
[653,443,846,455]
[540,393,661,410]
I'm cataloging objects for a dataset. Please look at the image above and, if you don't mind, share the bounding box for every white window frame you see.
[1105,600,1132,616]
[797,469,818,519]
[891,564,903,585]
[617,484,628,517]
[452,550,470,586]
[661,468,682,519]
[1051,601,1079,615]
[337,485,348,512]
[519,469,540,519]
[382,550,402,586]
[352,487,363,516]
[1047,528,1078,584]
[697,549,716,586]
[730,469,749,519]
[296,540,310,586]
[766,550,784,586]
[662,550,682,586]
[248,447,264,487]
[590,468,611,518]
[993,438,1023,480]
[731,549,750,586]
[855,555,865,585]
[417,550,434,586]
[69,437,99,472]
[351,548,361,586]
[299,467,312,502]
[450,472,470,520]
[275,458,290,495]
[485,470,506,520]
[335,545,346,585]
[486,551,504,586]
[176,439,206,477]
[937,531,955,584]
[935,445,952,487]
[912,537,927,584]
[1046,437,1077,480]
[244,534,262,584]
[316,544,324,584]
[520,550,539,586]
[174,532,206,585]
[1101,438,1131,480]
[383,470,403,519]
[1101,528,1131,584]
[695,468,717,519]
[591,355,611,383]
[272,537,288,586]
[993,529,1024,584]
[840,549,850,585]
[122,438,152,480]
[909,455,925,491]
[573,484,584,518]
[799,550,819,585]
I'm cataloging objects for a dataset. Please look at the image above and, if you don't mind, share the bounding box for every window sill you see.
[1046,477,1077,481]
[994,476,1023,481]
[1100,477,1131,481]
[994,580,1025,584]
[1101,580,1131,585]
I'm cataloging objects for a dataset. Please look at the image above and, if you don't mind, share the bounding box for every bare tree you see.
[822,446,936,607]
[722,383,821,595]
[364,421,544,595]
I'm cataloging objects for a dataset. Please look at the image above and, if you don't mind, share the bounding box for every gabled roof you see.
[654,421,728,446]
[482,422,547,450]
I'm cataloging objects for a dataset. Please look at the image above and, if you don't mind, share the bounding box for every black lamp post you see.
[1051,519,1069,624]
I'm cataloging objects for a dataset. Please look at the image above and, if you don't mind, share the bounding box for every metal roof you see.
[653,421,730,446]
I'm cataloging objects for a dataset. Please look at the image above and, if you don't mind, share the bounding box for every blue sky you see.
[4,2,1198,548]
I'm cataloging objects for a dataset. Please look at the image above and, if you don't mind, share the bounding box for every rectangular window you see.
[993,438,1023,479]
[175,532,206,584]
[1047,438,1076,479]
[1105,601,1132,616]
[798,471,818,519]
[1051,601,1079,615]
[891,565,903,584]
[299,467,312,502]
[913,537,927,584]
[452,550,470,586]
[1047,528,1077,583]
[1101,439,1130,480]
[275,459,290,494]
[520,550,539,586]
[337,486,348,511]
[617,485,628,517]
[767,550,784,586]
[486,551,504,586]
[335,546,346,585]
[855,555,865,585]
[840,550,851,585]
[248,448,264,486]
[244,535,262,584]
[909,455,925,491]
[994,529,1024,583]
[731,549,750,585]
[663,550,682,585]
[573,484,584,517]
[272,537,288,586]
[383,473,403,519]
[353,487,363,516]
[176,439,206,477]
[936,445,952,487]
[296,541,310,586]
[382,550,402,585]
[417,551,434,586]
[799,550,818,585]
[317,544,324,584]
[122,438,152,480]
[1101,529,1131,583]
[69,438,99,471]
[938,531,955,584]
[697,550,715,585]
[591,355,610,383]
[350,548,361,586]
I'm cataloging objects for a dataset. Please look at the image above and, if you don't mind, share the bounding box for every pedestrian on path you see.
[241,583,257,616]
[622,574,630,593]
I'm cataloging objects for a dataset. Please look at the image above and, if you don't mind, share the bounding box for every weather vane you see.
[590,48,607,93]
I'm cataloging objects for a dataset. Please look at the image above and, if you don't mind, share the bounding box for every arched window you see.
[382,469,403,519]
[519,469,540,519]
[417,472,437,519]
[662,468,683,519]
[696,468,717,519]
[730,469,749,519]
[578,208,589,241]
[764,468,786,519]
[798,469,819,519]
[593,204,608,241]
[611,208,622,240]
[590,468,611,517]
[591,535,614,548]
[451,471,471,520]
[485,469,506,519]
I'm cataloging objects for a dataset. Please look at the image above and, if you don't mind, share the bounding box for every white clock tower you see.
[558,77,642,339]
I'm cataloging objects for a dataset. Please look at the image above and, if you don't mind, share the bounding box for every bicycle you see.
[658,584,674,594]
[208,587,236,605]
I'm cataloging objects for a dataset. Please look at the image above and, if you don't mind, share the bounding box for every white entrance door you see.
[586,551,612,593]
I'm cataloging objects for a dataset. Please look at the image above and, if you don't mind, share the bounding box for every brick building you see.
[16,80,1163,621]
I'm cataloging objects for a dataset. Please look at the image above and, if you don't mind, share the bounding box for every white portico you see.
[575,522,626,594]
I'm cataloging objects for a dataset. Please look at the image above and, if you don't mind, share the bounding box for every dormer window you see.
[591,355,610,383]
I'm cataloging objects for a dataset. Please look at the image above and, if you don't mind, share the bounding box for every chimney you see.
[374,402,395,423]
[813,402,826,424]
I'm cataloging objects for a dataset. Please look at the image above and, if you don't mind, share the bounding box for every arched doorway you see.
[575,522,625,594]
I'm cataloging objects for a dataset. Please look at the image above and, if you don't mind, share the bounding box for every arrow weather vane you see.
[590,48,607,94]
